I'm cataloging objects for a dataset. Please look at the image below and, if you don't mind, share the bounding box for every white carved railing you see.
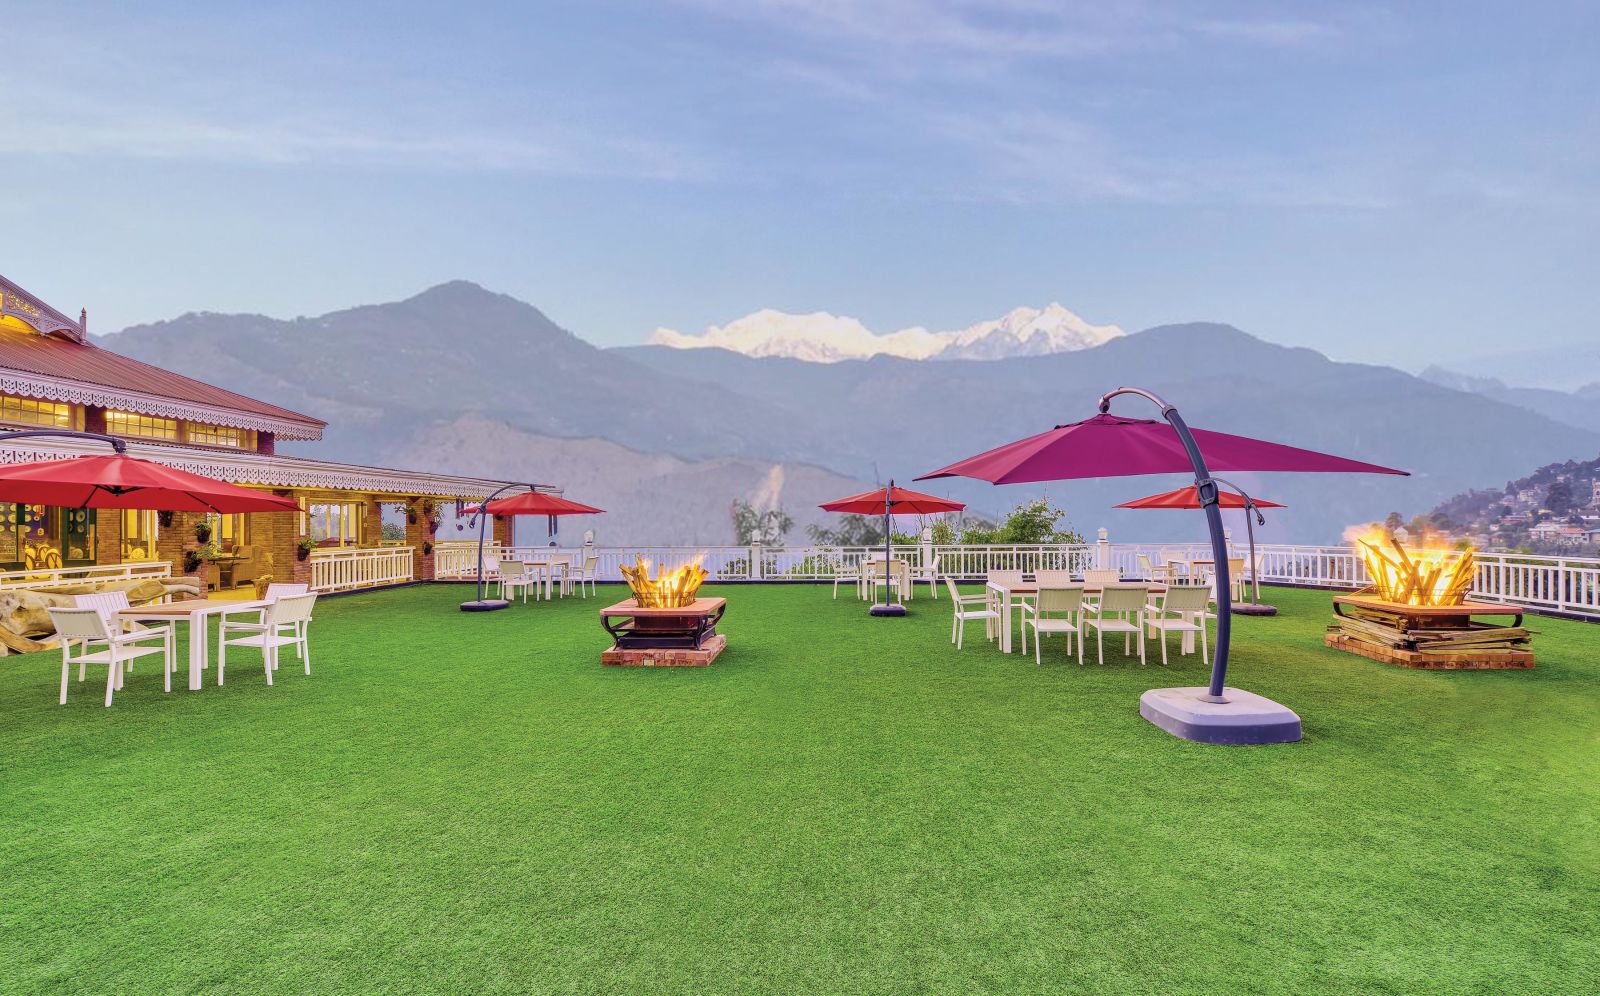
[310,546,414,593]
[429,540,1600,618]
[0,560,173,592]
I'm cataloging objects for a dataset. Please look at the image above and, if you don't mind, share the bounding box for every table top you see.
[1332,594,1522,618]
[600,597,726,618]
[119,598,267,618]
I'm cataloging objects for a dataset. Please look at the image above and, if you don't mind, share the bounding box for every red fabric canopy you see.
[819,486,965,515]
[0,453,300,512]
[1115,486,1285,510]
[471,492,605,516]
[917,413,1408,485]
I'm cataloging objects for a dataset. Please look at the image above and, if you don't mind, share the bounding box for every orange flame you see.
[620,554,708,608]
[1352,528,1475,606]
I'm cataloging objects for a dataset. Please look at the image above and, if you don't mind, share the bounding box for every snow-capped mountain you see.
[648,303,1123,363]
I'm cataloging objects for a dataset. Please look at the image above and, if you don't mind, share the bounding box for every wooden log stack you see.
[1325,595,1535,670]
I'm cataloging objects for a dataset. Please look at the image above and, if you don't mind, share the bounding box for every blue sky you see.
[3,1,1596,367]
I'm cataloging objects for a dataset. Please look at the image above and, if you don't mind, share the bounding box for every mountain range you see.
[1419,367,1600,433]
[96,281,1600,546]
[649,303,1123,363]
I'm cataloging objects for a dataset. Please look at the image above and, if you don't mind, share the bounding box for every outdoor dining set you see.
[483,550,601,603]
[49,585,319,707]
[949,566,1231,667]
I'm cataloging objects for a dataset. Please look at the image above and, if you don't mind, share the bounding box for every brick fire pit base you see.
[602,634,727,667]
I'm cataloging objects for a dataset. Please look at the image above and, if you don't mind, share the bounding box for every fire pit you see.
[600,555,727,666]
[1325,534,1533,669]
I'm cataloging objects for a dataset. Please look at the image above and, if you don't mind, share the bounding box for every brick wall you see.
[94,508,122,565]
[158,511,205,591]
[254,495,309,588]
[405,498,437,581]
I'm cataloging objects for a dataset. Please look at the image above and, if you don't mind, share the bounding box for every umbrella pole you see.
[461,483,524,612]
[1209,476,1275,616]
[1100,387,1300,745]
[869,480,906,616]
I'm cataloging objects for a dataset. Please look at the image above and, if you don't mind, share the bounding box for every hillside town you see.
[1426,457,1600,554]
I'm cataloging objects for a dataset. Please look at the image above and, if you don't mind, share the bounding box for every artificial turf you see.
[2,583,1596,994]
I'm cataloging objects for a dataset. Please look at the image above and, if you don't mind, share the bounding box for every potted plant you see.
[422,540,434,556]
[194,520,213,544]
[157,510,175,528]
[296,538,317,561]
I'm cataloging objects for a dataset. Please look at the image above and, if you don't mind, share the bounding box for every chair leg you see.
[60,653,70,705]
[264,645,275,686]
[1200,623,1209,666]
[1034,627,1042,666]
[951,612,958,645]
[218,638,226,687]
[1097,626,1105,665]
[302,636,312,675]
[1159,626,1169,668]
[104,658,118,707]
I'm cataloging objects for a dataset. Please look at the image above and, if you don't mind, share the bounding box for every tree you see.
[996,498,1083,544]
[730,500,793,546]
[807,514,884,547]
[1546,480,1574,515]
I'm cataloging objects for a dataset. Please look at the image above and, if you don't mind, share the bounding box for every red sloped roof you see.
[0,330,324,434]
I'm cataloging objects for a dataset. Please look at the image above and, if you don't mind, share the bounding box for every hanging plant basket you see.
[157,510,175,528]
[422,540,434,556]
[194,521,213,544]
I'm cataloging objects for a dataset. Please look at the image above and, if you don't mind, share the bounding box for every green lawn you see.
[3,584,1597,994]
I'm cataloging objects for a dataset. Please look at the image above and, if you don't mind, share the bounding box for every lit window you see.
[187,423,247,448]
[121,509,158,562]
[104,410,178,440]
[0,394,74,429]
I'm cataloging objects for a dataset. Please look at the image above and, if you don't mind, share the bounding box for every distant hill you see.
[1419,366,1600,432]
[1426,344,1600,393]
[97,282,1600,544]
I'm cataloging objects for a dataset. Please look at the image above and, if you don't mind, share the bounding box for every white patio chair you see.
[265,583,310,599]
[1145,585,1211,667]
[1226,557,1248,602]
[49,606,174,707]
[568,554,600,598]
[496,559,536,603]
[1034,569,1074,588]
[912,553,942,599]
[1083,568,1122,585]
[944,578,999,650]
[75,590,172,647]
[864,559,911,602]
[1083,584,1148,666]
[986,569,1033,616]
[831,561,861,600]
[218,593,318,686]
[1019,587,1084,665]
[1137,554,1176,584]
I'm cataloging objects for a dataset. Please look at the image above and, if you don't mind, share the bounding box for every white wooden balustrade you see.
[432,539,1600,619]
[309,546,414,593]
[0,560,172,592]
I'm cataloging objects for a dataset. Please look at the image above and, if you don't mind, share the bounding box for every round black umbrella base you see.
[869,603,908,617]
[460,599,511,612]
[1231,602,1278,616]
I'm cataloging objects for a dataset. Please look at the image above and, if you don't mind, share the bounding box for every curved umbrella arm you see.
[1102,390,1233,703]
[468,482,534,605]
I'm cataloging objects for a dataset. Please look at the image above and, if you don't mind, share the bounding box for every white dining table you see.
[521,556,572,600]
[118,599,268,690]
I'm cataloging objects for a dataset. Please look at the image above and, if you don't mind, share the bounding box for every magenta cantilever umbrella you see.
[919,386,1407,745]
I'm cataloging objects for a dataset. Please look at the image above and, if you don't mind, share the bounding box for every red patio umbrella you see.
[459,488,604,612]
[1114,486,1283,511]
[0,452,299,512]
[1115,486,1285,607]
[917,386,1408,745]
[820,482,964,617]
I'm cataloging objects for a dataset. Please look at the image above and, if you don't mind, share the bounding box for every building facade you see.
[0,273,526,591]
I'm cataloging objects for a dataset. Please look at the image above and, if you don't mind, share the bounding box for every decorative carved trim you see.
[0,438,538,500]
[0,371,323,440]
[0,275,85,343]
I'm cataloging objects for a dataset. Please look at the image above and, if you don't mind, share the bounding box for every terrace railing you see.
[430,540,1600,618]
[0,560,173,592]
[309,546,414,593]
